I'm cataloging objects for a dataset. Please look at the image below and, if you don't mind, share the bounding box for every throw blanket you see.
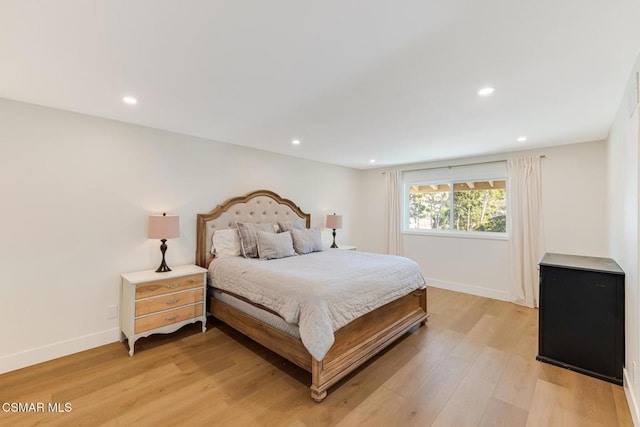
[209,250,425,360]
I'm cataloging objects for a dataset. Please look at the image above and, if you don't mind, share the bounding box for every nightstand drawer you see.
[135,303,204,334]
[135,289,204,317]
[135,274,203,300]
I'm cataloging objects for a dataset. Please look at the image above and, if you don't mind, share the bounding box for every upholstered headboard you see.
[195,190,311,267]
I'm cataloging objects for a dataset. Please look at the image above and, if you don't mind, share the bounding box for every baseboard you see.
[426,277,509,301]
[0,328,121,375]
[624,368,640,426]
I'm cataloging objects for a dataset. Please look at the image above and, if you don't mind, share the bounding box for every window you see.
[405,179,507,235]
[408,184,451,230]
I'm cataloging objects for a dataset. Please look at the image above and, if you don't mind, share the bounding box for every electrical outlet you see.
[107,304,118,320]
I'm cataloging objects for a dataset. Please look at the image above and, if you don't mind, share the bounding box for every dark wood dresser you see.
[537,253,625,385]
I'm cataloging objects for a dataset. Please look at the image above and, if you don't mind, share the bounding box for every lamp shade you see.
[325,214,343,229]
[148,214,180,239]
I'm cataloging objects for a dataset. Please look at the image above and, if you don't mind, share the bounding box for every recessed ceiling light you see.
[122,96,137,105]
[477,87,495,96]
[517,136,527,142]
[292,139,301,145]
[369,159,376,164]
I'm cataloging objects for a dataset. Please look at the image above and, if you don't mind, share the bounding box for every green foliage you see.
[409,185,506,233]
[409,192,428,228]
[453,188,506,232]
[409,190,449,230]
[476,215,506,232]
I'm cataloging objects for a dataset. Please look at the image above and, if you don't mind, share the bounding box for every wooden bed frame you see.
[196,190,428,402]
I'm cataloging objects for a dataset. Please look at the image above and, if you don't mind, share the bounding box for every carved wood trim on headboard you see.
[196,190,311,268]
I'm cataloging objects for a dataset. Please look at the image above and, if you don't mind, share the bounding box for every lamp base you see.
[155,239,172,273]
[330,229,338,248]
[155,262,172,273]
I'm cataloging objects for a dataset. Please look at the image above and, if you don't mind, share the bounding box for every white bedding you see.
[212,289,301,338]
[208,250,425,360]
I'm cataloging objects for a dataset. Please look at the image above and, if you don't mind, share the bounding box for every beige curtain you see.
[508,156,544,308]
[385,170,402,255]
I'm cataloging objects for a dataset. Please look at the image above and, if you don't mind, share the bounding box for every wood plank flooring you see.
[0,288,633,426]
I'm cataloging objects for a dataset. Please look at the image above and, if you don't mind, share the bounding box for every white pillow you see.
[212,228,242,258]
[277,218,306,232]
[236,221,280,258]
[291,227,324,255]
[256,230,296,260]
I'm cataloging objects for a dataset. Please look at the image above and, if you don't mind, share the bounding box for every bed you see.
[195,190,428,402]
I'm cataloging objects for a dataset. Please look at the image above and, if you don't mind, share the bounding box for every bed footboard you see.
[210,287,428,402]
[310,287,428,401]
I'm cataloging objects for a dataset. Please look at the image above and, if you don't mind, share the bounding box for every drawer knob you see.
[165,283,179,289]
[165,314,179,321]
[165,299,180,305]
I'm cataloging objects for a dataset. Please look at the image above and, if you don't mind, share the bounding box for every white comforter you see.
[208,250,425,361]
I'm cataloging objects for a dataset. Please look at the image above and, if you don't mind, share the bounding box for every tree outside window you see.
[407,180,506,233]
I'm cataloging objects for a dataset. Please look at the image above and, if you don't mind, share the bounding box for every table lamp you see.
[148,213,180,272]
[325,213,343,249]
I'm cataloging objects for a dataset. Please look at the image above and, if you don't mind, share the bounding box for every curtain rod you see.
[381,155,546,174]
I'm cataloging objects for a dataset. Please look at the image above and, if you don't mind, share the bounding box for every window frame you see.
[402,176,509,240]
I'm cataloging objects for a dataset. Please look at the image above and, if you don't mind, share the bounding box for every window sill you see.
[402,230,509,241]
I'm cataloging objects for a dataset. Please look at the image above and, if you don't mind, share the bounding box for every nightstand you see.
[120,264,207,356]
[331,245,357,250]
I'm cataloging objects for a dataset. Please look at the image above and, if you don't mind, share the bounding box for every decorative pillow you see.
[291,227,324,255]
[211,228,241,258]
[256,230,296,260]
[277,218,306,232]
[236,221,279,258]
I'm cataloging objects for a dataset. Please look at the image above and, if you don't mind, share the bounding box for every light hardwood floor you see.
[0,288,633,426]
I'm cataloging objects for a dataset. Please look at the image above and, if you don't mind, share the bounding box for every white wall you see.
[0,98,360,373]
[608,52,640,424]
[358,140,609,300]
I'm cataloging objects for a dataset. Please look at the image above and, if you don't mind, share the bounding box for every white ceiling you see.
[1,1,639,169]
